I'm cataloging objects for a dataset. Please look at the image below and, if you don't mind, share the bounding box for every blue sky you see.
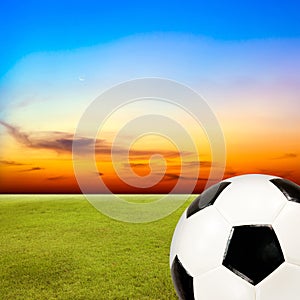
[1,0,300,78]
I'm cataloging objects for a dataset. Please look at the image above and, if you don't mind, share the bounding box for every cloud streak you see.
[46,176,68,181]
[272,153,298,160]
[184,160,213,168]
[1,121,197,161]
[161,173,219,182]
[19,167,45,172]
[0,160,27,166]
[0,120,94,153]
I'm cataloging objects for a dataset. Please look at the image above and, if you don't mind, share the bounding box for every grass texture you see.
[0,195,193,299]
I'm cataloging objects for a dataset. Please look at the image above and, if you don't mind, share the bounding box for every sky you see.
[0,0,300,193]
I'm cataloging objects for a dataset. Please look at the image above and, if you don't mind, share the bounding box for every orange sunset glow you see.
[1,35,300,194]
[1,104,299,194]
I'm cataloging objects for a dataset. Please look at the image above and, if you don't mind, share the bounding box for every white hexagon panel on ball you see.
[170,174,300,300]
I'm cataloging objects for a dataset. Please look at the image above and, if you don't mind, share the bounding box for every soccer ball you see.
[170,174,300,300]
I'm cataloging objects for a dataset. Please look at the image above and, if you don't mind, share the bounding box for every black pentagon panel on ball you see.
[171,256,195,300]
[222,225,285,285]
[186,181,231,218]
[270,178,300,203]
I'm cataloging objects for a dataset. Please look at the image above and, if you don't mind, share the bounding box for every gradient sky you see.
[1,1,300,193]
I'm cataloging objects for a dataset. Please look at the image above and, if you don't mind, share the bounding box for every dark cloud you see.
[164,173,181,181]
[197,177,211,181]
[0,120,94,153]
[163,173,201,181]
[258,168,295,178]
[19,167,45,172]
[95,143,120,155]
[123,162,149,168]
[127,149,192,159]
[95,172,104,176]
[163,173,217,182]
[0,160,27,166]
[223,170,239,177]
[0,120,32,146]
[46,176,67,181]
[0,120,197,160]
[223,168,296,180]
[123,158,202,170]
[184,160,212,168]
[273,153,298,160]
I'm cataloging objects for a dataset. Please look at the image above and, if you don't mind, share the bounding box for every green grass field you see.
[0,195,194,299]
